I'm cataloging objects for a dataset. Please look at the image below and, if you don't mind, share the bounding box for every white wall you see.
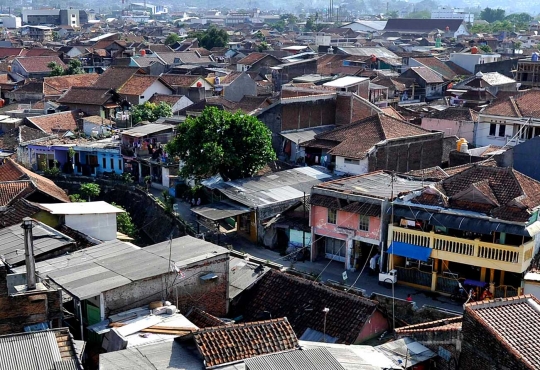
[335,156,369,175]
[449,53,500,73]
[524,281,540,299]
[475,121,514,147]
[139,81,173,104]
[65,213,118,241]
[171,96,193,113]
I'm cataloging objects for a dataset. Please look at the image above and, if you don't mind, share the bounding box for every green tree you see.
[164,32,181,45]
[69,194,86,202]
[64,59,84,75]
[111,202,137,238]
[166,107,276,181]
[80,183,100,201]
[480,7,506,23]
[478,44,493,53]
[386,10,399,18]
[406,10,431,19]
[190,25,229,50]
[47,61,65,76]
[505,12,532,24]
[131,102,173,124]
[257,41,269,52]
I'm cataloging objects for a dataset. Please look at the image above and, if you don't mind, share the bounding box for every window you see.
[325,238,346,259]
[118,160,122,170]
[359,215,369,231]
[71,13,76,17]
[140,95,145,99]
[344,158,360,165]
[328,209,337,224]
[110,158,114,170]
[498,124,506,137]
[489,123,497,136]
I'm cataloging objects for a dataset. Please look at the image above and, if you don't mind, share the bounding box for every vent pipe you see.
[21,218,36,290]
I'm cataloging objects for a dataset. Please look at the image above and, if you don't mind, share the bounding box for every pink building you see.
[309,171,428,271]
[420,107,477,143]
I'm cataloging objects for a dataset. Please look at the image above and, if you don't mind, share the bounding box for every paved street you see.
[150,187,463,314]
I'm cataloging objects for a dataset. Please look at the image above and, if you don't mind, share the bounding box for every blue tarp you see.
[388,242,432,262]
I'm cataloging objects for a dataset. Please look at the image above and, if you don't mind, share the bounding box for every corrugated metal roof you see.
[99,341,202,370]
[214,167,335,208]
[39,201,125,215]
[244,348,346,370]
[229,257,269,300]
[0,221,74,266]
[121,123,174,137]
[32,236,229,299]
[0,330,77,370]
[280,126,336,145]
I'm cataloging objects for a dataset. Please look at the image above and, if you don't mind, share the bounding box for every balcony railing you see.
[390,226,534,274]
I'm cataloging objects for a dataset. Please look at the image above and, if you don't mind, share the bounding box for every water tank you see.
[214,76,220,85]
[140,49,146,56]
[533,52,539,62]
[457,138,468,151]
[460,142,469,153]
[471,46,478,54]
[196,81,202,88]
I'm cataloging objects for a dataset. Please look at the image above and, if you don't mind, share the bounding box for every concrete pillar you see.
[431,271,438,291]
[489,268,495,284]
[500,270,505,285]
[480,267,486,282]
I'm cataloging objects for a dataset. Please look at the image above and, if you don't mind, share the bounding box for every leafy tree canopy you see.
[80,183,100,201]
[112,202,138,238]
[132,102,173,124]
[505,12,533,24]
[478,44,493,53]
[480,7,506,23]
[47,59,84,76]
[406,10,431,19]
[189,25,229,49]
[166,107,276,181]
[164,32,181,45]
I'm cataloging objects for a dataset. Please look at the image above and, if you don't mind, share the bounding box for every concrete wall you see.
[138,81,173,104]
[355,310,388,343]
[223,73,257,102]
[421,118,474,143]
[103,254,229,316]
[335,156,369,175]
[511,136,540,181]
[475,121,515,147]
[311,205,381,243]
[65,213,117,241]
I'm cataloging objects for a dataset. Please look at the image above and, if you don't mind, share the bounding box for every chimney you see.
[21,218,36,290]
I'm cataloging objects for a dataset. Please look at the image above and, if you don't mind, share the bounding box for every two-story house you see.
[399,66,445,101]
[310,171,430,270]
[475,89,540,148]
[302,112,444,175]
[388,164,540,298]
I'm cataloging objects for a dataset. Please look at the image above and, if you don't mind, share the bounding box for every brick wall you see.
[0,263,62,335]
[368,134,444,173]
[335,94,352,125]
[281,100,336,131]
[460,311,530,370]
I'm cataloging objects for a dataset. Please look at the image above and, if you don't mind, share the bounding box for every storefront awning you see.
[388,242,432,262]
[191,201,250,221]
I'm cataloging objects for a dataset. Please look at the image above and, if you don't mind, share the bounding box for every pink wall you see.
[420,118,474,143]
[356,310,389,343]
[311,205,381,241]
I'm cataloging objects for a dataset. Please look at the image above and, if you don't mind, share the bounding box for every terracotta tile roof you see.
[465,295,540,370]
[148,94,185,106]
[0,158,25,181]
[241,270,378,344]
[0,198,42,227]
[43,73,99,96]
[408,66,445,84]
[308,113,431,159]
[0,47,24,58]
[395,316,462,335]
[185,307,225,328]
[118,75,162,95]
[15,161,69,202]
[21,48,59,57]
[482,90,540,118]
[381,106,406,120]
[310,193,381,216]
[233,95,271,113]
[57,87,116,106]
[15,56,65,73]
[147,44,173,53]
[0,180,33,206]
[428,107,477,121]
[413,165,540,222]
[413,56,465,80]
[27,111,78,134]
[219,71,243,84]
[237,52,272,65]
[445,61,471,76]
[193,318,298,368]
[93,66,144,90]
[159,74,202,87]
